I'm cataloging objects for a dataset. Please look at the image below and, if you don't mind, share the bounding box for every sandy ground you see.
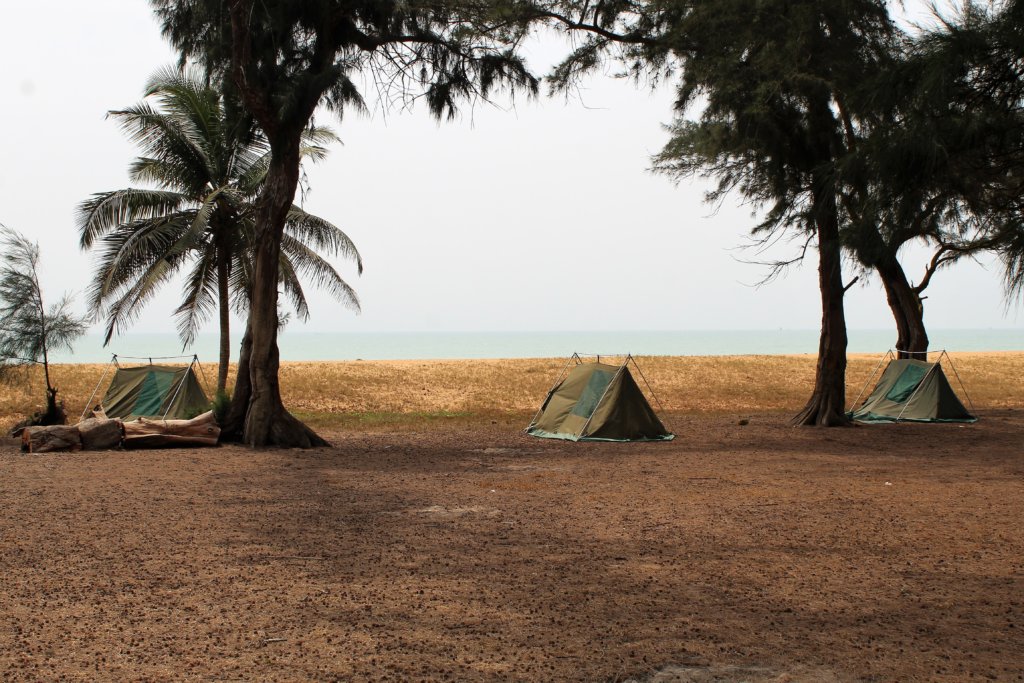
[1,411,1022,682]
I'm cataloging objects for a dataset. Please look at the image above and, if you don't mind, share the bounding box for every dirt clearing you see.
[1,411,1022,681]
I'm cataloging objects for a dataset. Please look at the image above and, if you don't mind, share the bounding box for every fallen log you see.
[122,411,220,449]
[78,417,124,450]
[21,425,82,453]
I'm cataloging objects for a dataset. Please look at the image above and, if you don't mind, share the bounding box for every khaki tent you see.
[848,352,976,423]
[527,355,673,442]
[85,356,210,421]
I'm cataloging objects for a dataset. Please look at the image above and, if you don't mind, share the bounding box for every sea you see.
[48,328,1024,364]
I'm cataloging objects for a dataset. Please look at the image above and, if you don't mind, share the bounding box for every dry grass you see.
[2,351,1021,430]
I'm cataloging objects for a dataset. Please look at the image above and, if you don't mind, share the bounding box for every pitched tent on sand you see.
[527,354,674,442]
[83,355,211,421]
[848,351,976,423]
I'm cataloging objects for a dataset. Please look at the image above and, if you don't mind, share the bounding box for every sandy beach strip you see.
[3,351,1020,428]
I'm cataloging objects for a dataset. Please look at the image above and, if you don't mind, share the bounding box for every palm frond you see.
[280,234,361,312]
[77,189,190,249]
[86,215,197,321]
[277,256,310,322]
[108,103,214,194]
[284,208,363,274]
[173,248,219,346]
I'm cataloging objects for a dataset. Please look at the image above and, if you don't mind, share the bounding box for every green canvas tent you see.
[85,356,211,421]
[526,355,674,442]
[848,352,976,423]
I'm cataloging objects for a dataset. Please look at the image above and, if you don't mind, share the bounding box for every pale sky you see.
[0,1,1018,345]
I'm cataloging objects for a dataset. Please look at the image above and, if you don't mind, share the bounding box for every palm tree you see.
[77,68,361,392]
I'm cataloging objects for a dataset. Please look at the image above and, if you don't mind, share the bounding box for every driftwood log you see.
[123,411,220,449]
[21,425,82,453]
[78,417,124,450]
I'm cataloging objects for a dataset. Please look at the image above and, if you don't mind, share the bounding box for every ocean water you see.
[49,328,1024,364]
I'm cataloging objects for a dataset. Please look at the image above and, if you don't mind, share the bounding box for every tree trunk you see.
[22,424,81,453]
[123,411,220,448]
[220,320,252,442]
[875,258,928,358]
[78,417,124,450]
[216,242,231,393]
[42,386,67,425]
[793,170,850,426]
[241,144,328,448]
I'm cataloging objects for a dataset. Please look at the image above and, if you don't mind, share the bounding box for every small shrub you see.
[211,390,231,424]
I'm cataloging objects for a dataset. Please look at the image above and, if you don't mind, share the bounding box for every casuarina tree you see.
[835,0,1024,357]
[150,0,538,446]
[892,0,1024,305]
[78,67,362,395]
[0,226,89,426]
[536,0,897,425]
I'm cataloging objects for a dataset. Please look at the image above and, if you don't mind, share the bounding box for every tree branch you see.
[530,8,661,46]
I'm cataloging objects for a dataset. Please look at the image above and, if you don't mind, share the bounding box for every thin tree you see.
[151,0,538,447]
[0,227,88,425]
[78,67,362,394]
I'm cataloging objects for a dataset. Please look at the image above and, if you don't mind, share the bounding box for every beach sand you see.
[1,353,1022,680]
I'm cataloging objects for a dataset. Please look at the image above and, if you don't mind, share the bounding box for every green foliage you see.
[150,0,539,128]
[905,0,1024,302]
[834,0,1024,278]
[148,1,543,444]
[211,389,231,424]
[0,226,88,390]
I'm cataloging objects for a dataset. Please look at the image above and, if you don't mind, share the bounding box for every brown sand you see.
[2,397,1023,680]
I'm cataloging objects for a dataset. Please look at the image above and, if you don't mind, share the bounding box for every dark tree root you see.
[792,392,852,427]
[262,409,329,448]
[241,406,328,448]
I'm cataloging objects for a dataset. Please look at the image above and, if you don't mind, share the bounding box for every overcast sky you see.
[0,1,1019,341]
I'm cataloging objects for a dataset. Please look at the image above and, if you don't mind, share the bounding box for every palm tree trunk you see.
[220,320,252,441]
[216,244,231,393]
[242,145,327,448]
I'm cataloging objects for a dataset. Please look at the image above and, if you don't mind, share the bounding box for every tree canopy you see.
[149,0,539,446]
[536,0,896,424]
